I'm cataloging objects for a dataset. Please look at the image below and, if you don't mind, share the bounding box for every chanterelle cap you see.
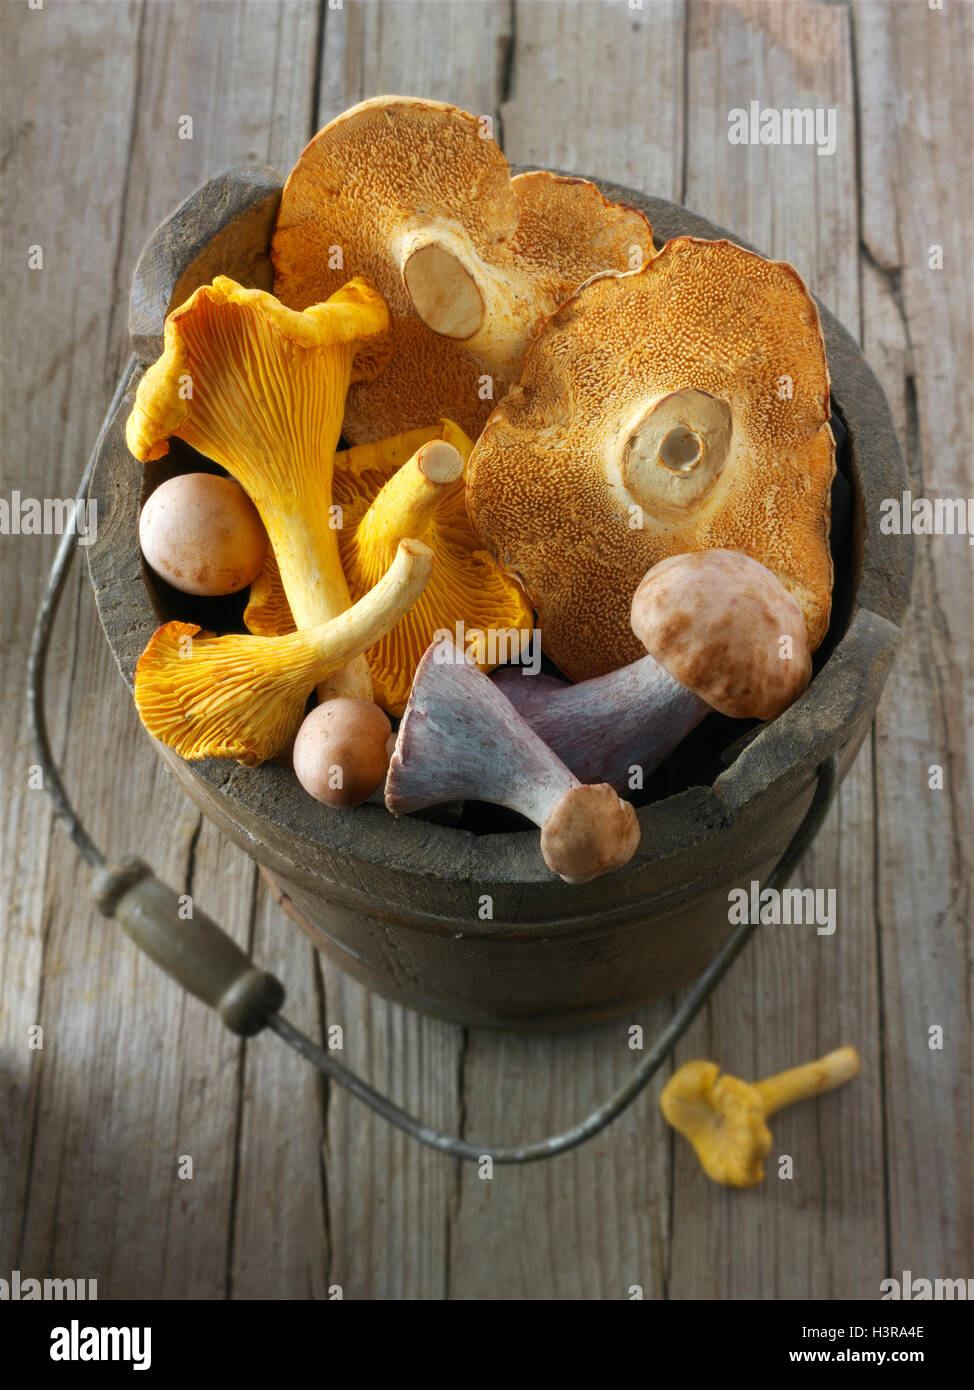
[631,549,813,722]
[467,236,835,682]
[271,96,654,443]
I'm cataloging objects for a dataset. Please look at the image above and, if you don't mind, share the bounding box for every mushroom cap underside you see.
[271,96,654,441]
[125,273,390,467]
[467,236,835,682]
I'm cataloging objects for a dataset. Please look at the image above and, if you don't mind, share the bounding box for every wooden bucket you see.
[88,167,912,1031]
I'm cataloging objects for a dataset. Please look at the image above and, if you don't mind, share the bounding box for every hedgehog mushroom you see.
[468,237,835,681]
[135,540,432,767]
[271,96,654,442]
[126,274,389,702]
[246,421,533,716]
[493,550,812,789]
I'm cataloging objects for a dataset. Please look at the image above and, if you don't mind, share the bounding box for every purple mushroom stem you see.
[385,641,641,884]
[492,657,710,792]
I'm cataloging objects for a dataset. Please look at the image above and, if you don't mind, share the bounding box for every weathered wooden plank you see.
[447,1022,671,1300]
[445,0,686,1302]
[1,0,148,1274]
[685,0,859,334]
[306,0,515,1298]
[856,0,974,1279]
[320,0,513,122]
[321,981,465,1300]
[500,0,685,195]
[229,878,333,1300]
[668,0,886,1299]
[108,0,317,364]
[2,0,323,1296]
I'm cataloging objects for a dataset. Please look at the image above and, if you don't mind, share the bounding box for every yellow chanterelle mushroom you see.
[126,273,389,703]
[660,1047,860,1188]
[246,421,533,717]
[135,540,432,766]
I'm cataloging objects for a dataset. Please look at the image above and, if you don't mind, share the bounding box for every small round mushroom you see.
[493,550,812,789]
[138,472,267,596]
[467,237,835,680]
[293,699,393,809]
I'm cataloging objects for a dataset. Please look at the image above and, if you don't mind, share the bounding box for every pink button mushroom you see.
[139,472,267,596]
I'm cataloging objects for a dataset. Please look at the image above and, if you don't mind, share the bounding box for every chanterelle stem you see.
[354,440,463,553]
[253,351,370,702]
[753,1047,861,1117]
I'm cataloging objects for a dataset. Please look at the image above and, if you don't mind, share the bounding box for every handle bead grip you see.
[92,856,285,1035]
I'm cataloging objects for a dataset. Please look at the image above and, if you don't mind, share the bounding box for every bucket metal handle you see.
[28,358,840,1164]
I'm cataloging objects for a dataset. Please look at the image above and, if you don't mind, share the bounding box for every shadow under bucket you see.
[87,167,912,1031]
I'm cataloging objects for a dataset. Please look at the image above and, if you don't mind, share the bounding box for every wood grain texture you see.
[1,0,970,1300]
[669,0,886,1300]
[1,0,326,1298]
[856,0,974,1279]
[500,0,685,195]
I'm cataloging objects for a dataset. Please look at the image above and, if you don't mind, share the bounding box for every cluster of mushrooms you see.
[126,96,836,887]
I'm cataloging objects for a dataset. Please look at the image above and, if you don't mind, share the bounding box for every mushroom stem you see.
[135,540,433,766]
[263,503,350,631]
[354,440,464,552]
[191,344,370,702]
[243,420,474,641]
[493,655,710,791]
[386,640,641,884]
[244,419,531,716]
[338,418,471,474]
[402,242,485,341]
[753,1047,861,1117]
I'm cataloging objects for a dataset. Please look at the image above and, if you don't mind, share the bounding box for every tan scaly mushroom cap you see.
[467,237,835,682]
[630,550,812,722]
[271,96,654,442]
[245,421,533,717]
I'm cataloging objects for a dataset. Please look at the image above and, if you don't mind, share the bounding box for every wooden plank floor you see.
[2,0,970,1300]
